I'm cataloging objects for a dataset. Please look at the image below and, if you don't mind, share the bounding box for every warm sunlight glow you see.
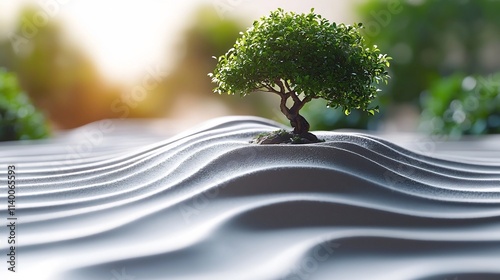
[62,1,201,82]
[1,0,204,82]
[1,0,352,83]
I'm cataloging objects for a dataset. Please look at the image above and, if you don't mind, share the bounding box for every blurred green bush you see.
[357,0,500,104]
[420,73,500,137]
[301,0,500,133]
[0,68,50,141]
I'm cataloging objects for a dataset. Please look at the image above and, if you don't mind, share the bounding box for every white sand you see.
[0,116,499,280]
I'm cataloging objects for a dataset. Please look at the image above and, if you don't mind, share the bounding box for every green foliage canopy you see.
[210,8,390,116]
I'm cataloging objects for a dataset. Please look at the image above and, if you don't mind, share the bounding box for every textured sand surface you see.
[0,117,499,280]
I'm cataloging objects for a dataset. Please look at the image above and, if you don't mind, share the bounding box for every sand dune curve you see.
[0,116,499,280]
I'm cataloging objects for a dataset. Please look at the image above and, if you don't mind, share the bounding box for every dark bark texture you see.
[263,80,320,142]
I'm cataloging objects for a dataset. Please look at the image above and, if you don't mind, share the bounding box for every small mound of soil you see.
[251,129,324,144]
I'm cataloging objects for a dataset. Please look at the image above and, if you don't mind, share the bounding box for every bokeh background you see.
[1,0,499,141]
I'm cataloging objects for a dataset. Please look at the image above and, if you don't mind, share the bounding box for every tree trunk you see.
[290,114,310,135]
[277,95,319,143]
[280,95,310,135]
[279,94,319,142]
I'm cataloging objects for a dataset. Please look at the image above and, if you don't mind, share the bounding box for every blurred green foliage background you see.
[0,0,499,141]
[352,0,500,134]
[0,68,50,141]
[421,73,500,137]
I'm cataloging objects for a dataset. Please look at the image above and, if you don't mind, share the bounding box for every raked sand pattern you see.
[1,116,499,280]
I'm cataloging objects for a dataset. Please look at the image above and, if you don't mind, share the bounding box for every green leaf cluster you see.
[209,8,390,115]
[0,68,50,141]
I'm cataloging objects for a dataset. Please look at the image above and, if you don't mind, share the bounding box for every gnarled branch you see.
[274,79,286,94]
[290,91,301,104]
[279,95,292,119]
[284,79,293,93]
[262,83,283,97]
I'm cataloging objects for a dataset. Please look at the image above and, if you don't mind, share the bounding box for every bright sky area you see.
[0,0,355,83]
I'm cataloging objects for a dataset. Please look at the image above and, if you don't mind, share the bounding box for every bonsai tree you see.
[209,8,390,143]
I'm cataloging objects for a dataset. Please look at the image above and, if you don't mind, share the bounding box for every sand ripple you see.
[1,117,499,280]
